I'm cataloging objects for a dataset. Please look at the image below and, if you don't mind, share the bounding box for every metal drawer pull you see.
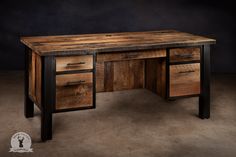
[175,53,193,58]
[66,62,86,67]
[178,70,195,74]
[124,53,139,58]
[66,80,86,86]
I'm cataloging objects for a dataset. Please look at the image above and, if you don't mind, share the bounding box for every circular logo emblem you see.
[9,132,33,153]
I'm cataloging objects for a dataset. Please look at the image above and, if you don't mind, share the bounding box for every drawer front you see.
[97,49,166,62]
[170,47,200,63]
[170,63,200,97]
[56,73,93,110]
[56,55,93,72]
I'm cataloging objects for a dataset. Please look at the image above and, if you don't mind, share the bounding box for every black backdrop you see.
[0,0,235,73]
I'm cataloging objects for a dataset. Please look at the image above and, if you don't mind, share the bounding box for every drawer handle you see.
[175,53,193,58]
[178,70,195,74]
[66,80,86,86]
[124,53,139,59]
[66,62,86,67]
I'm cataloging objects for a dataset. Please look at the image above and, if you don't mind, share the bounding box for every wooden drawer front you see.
[170,47,200,63]
[56,73,93,110]
[56,55,93,72]
[170,63,200,97]
[97,49,166,62]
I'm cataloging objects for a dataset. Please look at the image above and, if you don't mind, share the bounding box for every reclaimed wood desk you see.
[21,30,216,141]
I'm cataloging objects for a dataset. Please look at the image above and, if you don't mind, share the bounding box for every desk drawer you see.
[97,49,166,62]
[170,63,200,97]
[56,73,93,110]
[56,55,93,72]
[170,47,200,63]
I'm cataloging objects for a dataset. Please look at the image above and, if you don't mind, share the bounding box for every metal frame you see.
[165,45,211,119]
[39,53,97,141]
[41,56,55,141]
[56,69,93,75]
[165,48,170,99]
[199,45,210,119]
[165,45,202,99]
[24,43,211,141]
[169,60,200,65]
[54,53,97,113]
[93,53,97,109]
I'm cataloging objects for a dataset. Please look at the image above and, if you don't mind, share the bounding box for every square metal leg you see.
[199,45,211,119]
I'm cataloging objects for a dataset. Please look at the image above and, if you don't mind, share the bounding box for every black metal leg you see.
[24,47,34,118]
[93,53,96,108]
[199,45,210,119]
[166,48,170,99]
[41,56,55,141]
[41,107,52,141]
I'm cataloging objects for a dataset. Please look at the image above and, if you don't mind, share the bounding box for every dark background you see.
[0,0,235,73]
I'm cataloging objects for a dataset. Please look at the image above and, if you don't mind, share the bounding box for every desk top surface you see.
[21,30,216,56]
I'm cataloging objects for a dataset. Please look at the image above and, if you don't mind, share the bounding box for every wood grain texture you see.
[96,62,105,92]
[56,73,93,110]
[170,63,200,97]
[97,49,166,62]
[35,53,42,106]
[21,30,216,56]
[56,55,93,72]
[132,60,145,88]
[145,59,166,97]
[102,60,144,92]
[170,47,200,63]
[145,59,157,93]
[113,60,144,91]
[157,59,166,97]
[104,62,114,92]
[25,47,34,118]
[29,52,36,101]
[28,51,42,107]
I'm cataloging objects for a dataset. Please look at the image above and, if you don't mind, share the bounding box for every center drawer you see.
[56,73,93,110]
[97,49,166,62]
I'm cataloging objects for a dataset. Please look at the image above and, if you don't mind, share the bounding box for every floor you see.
[0,71,235,157]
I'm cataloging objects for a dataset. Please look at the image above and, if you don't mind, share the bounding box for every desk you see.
[21,30,216,141]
